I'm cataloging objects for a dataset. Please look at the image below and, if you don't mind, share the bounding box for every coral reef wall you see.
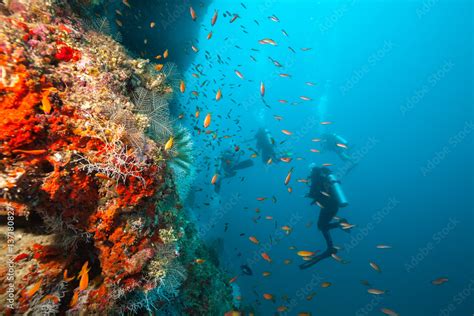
[0,0,232,314]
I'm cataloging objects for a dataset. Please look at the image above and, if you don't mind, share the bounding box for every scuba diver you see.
[255,128,278,163]
[214,149,253,193]
[320,133,358,175]
[300,166,349,269]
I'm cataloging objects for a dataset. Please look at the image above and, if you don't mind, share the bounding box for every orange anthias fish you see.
[190,6,197,21]
[63,269,75,282]
[26,278,43,297]
[260,81,265,96]
[207,31,213,40]
[195,259,206,264]
[281,129,292,135]
[40,88,57,114]
[263,293,274,301]
[216,88,222,101]
[297,251,315,257]
[70,290,79,307]
[211,10,218,26]
[234,70,244,79]
[211,174,218,185]
[180,80,186,93]
[261,252,272,262]
[163,49,169,58]
[284,168,293,185]
[229,276,238,283]
[40,294,60,304]
[78,261,90,291]
[249,236,259,244]
[203,113,211,128]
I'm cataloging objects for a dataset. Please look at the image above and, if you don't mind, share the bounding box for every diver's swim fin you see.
[233,159,254,170]
[299,253,331,270]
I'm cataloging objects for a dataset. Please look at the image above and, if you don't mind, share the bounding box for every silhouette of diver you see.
[214,149,253,193]
[255,128,278,163]
[300,166,349,269]
[320,133,358,174]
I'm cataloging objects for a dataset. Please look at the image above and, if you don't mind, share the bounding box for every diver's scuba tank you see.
[327,174,348,208]
[264,129,275,145]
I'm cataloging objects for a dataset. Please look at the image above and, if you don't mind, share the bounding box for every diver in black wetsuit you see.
[214,149,253,193]
[255,128,278,163]
[300,166,349,269]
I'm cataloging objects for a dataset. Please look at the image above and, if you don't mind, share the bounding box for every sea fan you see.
[90,16,111,34]
[161,62,181,88]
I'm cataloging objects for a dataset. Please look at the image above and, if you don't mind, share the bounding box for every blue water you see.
[173,1,473,314]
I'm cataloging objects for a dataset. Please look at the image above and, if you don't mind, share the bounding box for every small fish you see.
[263,293,274,300]
[320,121,332,125]
[306,292,316,301]
[203,113,211,128]
[195,259,206,264]
[283,259,292,265]
[155,64,164,71]
[381,308,399,316]
[79,268,89,291]
[211,174,218,185]
[284,168,293,185]
[164,137,174,151]
[297,251,315,257]
[280,157,292,163]
[211,10,218,26]
[260,81,265,96]
[277,306,288,312]
[259,38,277,46]
[321,282,332,288]
[207,31,213,40]
[27,278,42,297]
[300,96,311,101]
[150,21,156,28]
[336,143,348,149]
[163,49,169,58]
[122,0,131,8]
[268,15,280,22]
[40,294,60,304]
[310,149,320,153]
[12,149,47,155]
[179,80,186,93]
[367,288,386,295]
[376,244,392,249]
[261,252,272,262]
[369,261,382,273]
[230,14,239,23]
[70,290,79,307]
[262,271,271,277]
[281,129,292,135]
[229,276,238,283]
[63,269,75,282]
[40,90,53,114]
[281,29,289,37]
[432,277,449,285]
[273,115,283,121]
[256,197,266,201]
[234,70,244,79]
[116,19,123,27]
[249,236,259,244]
[190,7,197,21]
[216,88,222,101]
[191,45,199,53]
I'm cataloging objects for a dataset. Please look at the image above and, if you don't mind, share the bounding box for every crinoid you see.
[132,87,173,141]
